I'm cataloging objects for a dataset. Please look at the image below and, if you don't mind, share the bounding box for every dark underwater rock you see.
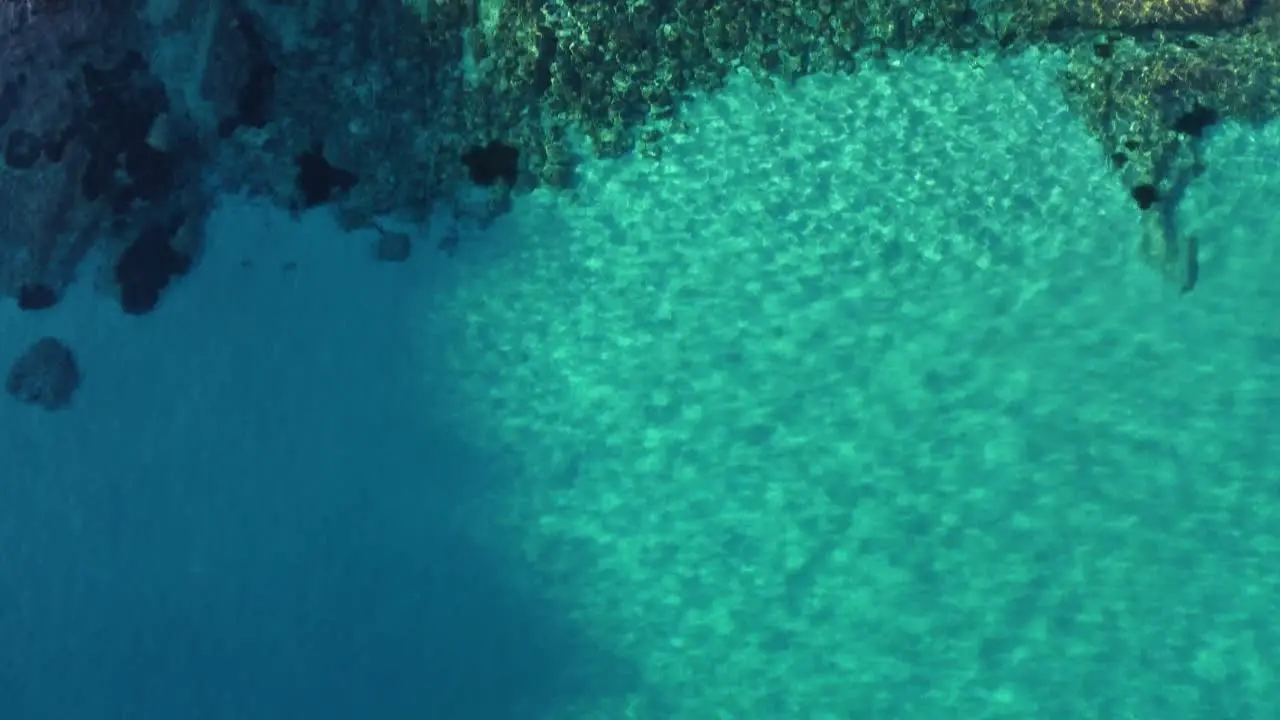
[6,337,81,411]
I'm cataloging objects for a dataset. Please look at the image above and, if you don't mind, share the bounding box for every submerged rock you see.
[5,336,81,410]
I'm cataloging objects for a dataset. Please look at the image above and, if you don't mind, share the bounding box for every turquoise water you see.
[434,55,1280,717]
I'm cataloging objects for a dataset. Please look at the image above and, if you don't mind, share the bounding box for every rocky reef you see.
[1,0,1276,307]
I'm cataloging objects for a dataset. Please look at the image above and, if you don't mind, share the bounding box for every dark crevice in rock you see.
[462,140,519,187]
[78,51,175,216]
[16,283,58,311]
[115,219,192,315]
[217,9,278,137]
[295,141,358,208]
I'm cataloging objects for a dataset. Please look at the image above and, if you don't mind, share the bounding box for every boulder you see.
[6,336,81,410]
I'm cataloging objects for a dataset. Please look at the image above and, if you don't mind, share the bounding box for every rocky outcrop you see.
[0,0,241,313]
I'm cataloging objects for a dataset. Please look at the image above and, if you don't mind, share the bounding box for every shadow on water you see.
[401,431,646,720]
[0,426,644,720]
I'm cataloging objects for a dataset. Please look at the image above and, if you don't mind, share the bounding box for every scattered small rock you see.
[6,337,81,410]
[374,228,412,262]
